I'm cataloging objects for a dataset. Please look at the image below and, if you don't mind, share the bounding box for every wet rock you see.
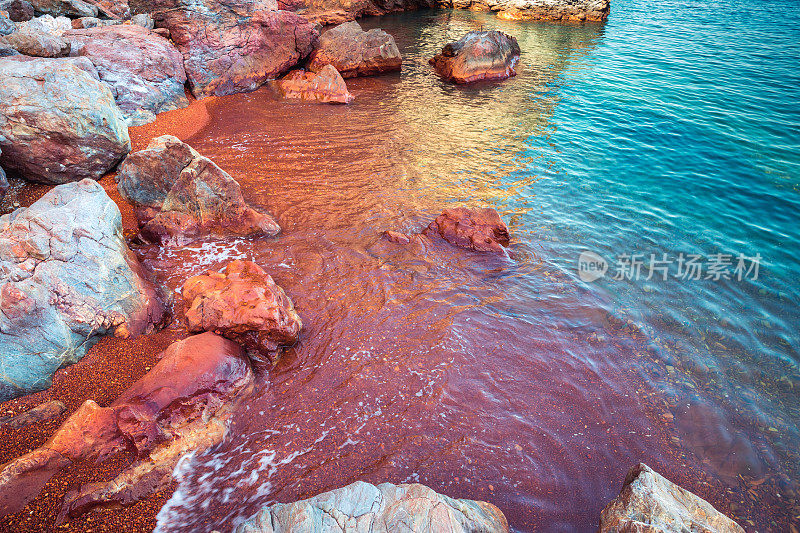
[182,260,302,364]
[384,229,411,244]
[308,21,401,78]
[1,28,71,56]
[26,0,97,18]
[63,25,188,125]
[495,0,610,22]
[0,56,130,184]
[0,333,253,517]
[423,207,510,253]
[149,0,318,98]
[236,481,509,533]
[0,401,67,429]
[116,135,280,245]
[430,30,520,84]
[599,463,744,533]
[0,0,35,22]
[277,64,354,104]
[0,180,166,401]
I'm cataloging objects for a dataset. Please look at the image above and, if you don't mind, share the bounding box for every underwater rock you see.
[430,30,520,84]
[277,64,354,104]
[116,135,280,245]
[599,463,745,532]
[308,21,401,78]
[424,207,510,253]
[182,260,302,365]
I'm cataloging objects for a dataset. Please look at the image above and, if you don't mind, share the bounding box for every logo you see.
[578,251,608,282]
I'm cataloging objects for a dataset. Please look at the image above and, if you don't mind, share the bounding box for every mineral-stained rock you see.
[430,30,520,84]
[182,260,302,364]
[149,0,318,98]
[278,0,432,25]
[0,149,7,201]
[308,21,401,78]
[0,11,13,33]
[0,333,254,517]
[235,481,510,533]
[1,28,71,56]
[0,400,67,429]
[424,207,510,253]
[116,136,281,245]
[277,64,353,104]
[0,180,166,401]
[26,0,97,18]
[15,14,71,35]
[63,25,188,125]
[130,12,152,28]
[0,0,35,22]
[495,0,609,22]
[599,463,745,533]
[70,15,116,28]
[0,56,130,184]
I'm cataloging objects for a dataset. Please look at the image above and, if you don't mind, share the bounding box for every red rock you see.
[182,260,302,364]
[384,230,411,244]
[423,207,510,253]
[308,21,401,78]
[430,30,520,84]
[496,0,610,22]
[277,64,353,104]
[0,400,67,430]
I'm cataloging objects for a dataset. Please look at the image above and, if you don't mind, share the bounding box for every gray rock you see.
[15,14,71,35]
[2,29,71,56]
[0,56,130,184]
[27,0,97,17]
[0,149,6,201]
[130,12,151,29]
[235,481,509,533]
[0,0,35,22]
[0,179,166,401]
[599,463,745,533]
[0,11,13,34]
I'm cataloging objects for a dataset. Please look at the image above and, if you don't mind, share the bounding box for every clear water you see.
[144,1,800,531]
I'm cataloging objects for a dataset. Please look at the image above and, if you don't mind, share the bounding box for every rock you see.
[116,135,281,245]
[277,64,353,104]
[384,229,411,244]
[423,207,510,253]
[149,0,318,98]
[0,56,130,184]
[87,0,127,19]
[15,14,71,35]
[430,30,520,84]
[63,25,188,126]
[0,149,6,201]
[130,12,152,29]
[0,179,167,401]
[236,481,509,533]
[182,260,302,365]
[1,28,71,56]
[0,0,35,22]
[26,0,97,18]
[0,400,66,429]
[0,11,13,33]
[279,0,432,25]
[495,0,609,21]
[0,333,253,517]
[70,16,115,28]
[308,21,401,78]
[599,463,745,533]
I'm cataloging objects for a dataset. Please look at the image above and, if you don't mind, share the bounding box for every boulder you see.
[496,0,610,21]
[116,135,281,245]
[130,12,152,28]
[308,21,401,78]
[0,149,6,201]
[276,0,432,25]
[430,30,520,84]
[1,0,35,22]
[149,0,318,98]
[0,57,130,184]
[277,64,353,104]
[1,28,71,56]
[0,11,13,33]
[70,15,116,28]
[599,463,745,533]
[424,207,510,253]
[15,14,71,35]
[0,333,254,517]
[0,179,167,401]
[26,0,97,18]
[236,481,509,533]
[0,400,66,429]
[182,260,302,364]
[86,0,127,19]
[63,25,188,126]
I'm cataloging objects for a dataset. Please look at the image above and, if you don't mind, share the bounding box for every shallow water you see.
[140,2,799,531]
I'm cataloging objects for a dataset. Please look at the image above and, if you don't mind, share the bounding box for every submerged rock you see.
[277,64,354,104]
[149,0,318,98]
[0,56,130,184]
[182,260,302,365]
[1,28,71,56]
[0,333,253,517]
[430,30,520,84]
[63,24,188,125]
[236,481,509,533]
[599,463,745,533]
[0,180,166,401]
[308,21,401,78]
[116,135,281,245]
[424,207,510,253]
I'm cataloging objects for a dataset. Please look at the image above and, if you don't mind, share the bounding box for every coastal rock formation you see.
[25,0,97,18]
[0,56,130,184]
[0,149,6,201]
[1,28,71,56]
[308,21,401,78]
[599,463,745,533]
[277,64,354,104]
[15,14,71,35]
[277,0,432,25]
[116,136,280,245]
[495,0,610,22]
[63,24,188,125]
[236,481,509,533]
[430,31,520,84]
[147,0,318,98]
[0,180,166,401]
[424,207,510,253]
[182,260,302,365]
[1,0,35,22]
[0,333,254,517]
